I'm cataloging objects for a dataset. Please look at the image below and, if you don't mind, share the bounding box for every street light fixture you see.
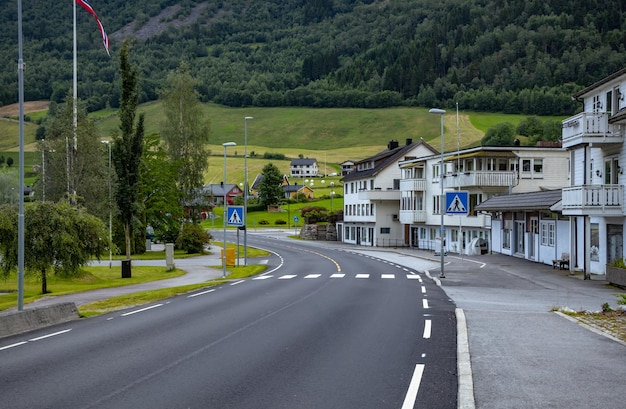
[101,140,112,268]
[222,141,236,278]
[429,108,446,279]
[243,116,253,266]
[330,181,335,211]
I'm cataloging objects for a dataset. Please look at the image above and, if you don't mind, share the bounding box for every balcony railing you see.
[443,171,518,189]
[399,209,427,223]
[358,188,401,201]
[562,113,624,148]
[400,178,426,191]
[562,185,623,215]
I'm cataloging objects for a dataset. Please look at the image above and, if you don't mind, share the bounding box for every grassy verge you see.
[0,266,185,311]
[78,264,267,317]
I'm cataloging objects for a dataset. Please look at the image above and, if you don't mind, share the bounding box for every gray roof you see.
[342,140,437,182]
[203,184,239,196]
[474,189,563,212]
[291,158,317,166]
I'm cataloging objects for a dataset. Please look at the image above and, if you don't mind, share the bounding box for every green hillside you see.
[0,1,623,115]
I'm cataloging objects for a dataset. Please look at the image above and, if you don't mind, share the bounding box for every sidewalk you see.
[359,247,626,409]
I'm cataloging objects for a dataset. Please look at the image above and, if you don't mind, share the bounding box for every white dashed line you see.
[355,274,370,279]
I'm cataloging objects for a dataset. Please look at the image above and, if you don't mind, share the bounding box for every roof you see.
[474,189,563,212]
[291,158,317,166]
[342,140,438,182]
[203,184,240,196]
[283,184,313,193]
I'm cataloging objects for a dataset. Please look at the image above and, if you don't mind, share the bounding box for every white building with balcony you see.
[561,67,626,275]
[338,139,438,246]
[399,146,570,254]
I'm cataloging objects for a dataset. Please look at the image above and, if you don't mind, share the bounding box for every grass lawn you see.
[0,265,185,312]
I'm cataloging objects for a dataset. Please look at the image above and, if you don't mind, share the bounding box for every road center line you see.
[401,364,425,409]
[423,320,432,339]
[423,299,429,309]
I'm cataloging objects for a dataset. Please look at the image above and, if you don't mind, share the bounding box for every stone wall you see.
[300,224,338,241]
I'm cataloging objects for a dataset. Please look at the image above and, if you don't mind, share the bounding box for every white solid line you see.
[0,341,28,351]
[423,320,432,339]
[401,364,425,409]
[188,289,215,298]
[330,273,345,278]
[304,274,321,279]
[421,286,426,294]
[230,280,245,286]
[381,274,395,279]
[355,274,370,279]
[423,299,429,309]
[29,329,72,341]
[121,304,163,316]
[278,275,297,279]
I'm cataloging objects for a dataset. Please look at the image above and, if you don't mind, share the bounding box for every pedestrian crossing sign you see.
[445,191,469,215]
[227,206,245,226]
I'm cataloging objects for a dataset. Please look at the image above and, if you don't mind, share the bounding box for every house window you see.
[498,159,508,171]
[540,222,555,246]
[522,159,531,172]
[503,228,511,249]
[533,159,543,173]
[433,195,441,214]
[380,227,390,234]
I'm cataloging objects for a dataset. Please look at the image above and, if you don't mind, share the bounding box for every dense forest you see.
[1,0,626,115]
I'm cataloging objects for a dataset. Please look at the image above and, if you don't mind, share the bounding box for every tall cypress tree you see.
[112,40,144,277]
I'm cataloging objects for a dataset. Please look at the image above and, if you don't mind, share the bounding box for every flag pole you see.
[17,0,25,311]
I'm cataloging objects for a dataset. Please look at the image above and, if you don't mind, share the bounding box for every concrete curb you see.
[0,302,79,338]
[455,308,476,409]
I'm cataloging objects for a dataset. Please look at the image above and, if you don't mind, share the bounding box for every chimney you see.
[406,138,413,145]
[387,140,399,150]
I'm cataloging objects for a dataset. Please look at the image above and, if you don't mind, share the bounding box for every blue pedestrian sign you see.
[227,206,245,226]
[294,215,299,223]
[445,191,469,215]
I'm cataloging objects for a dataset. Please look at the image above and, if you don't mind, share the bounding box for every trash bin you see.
[121,259,131,278]
[221,248,236,267]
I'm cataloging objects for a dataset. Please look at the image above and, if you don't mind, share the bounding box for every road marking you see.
[423,299,429,309]
[381,274,395,279]
[121,304,163,316]
[0,341,28,351]
[407,274,421,280]
[252,275,273,280]
[29,329,72,341]
[330,273,345,278]
[279,275,297,279]
[188,289,215,298]
[305,274,321,279]
[423,320,432,339]
[401,364,425,409]
[355,274,369,279]
[230,280,245,286]
[421,286,426,294]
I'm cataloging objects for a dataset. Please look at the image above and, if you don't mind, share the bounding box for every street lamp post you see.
[243,116,253,266]
[330,181,335,211]
[429,108,446,279]
[101,140,112,268]
[222,142,236,278]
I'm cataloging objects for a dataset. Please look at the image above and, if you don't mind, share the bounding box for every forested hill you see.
[1,0,625,115]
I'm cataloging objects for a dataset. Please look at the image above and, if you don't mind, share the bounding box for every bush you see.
[258,219,270,225]
[176,223,211,254]
[275,219,287,225]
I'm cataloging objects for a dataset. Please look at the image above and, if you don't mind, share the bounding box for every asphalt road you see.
[0,236,457,409]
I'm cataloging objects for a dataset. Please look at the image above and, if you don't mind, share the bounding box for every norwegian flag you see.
[75,0,110,55]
